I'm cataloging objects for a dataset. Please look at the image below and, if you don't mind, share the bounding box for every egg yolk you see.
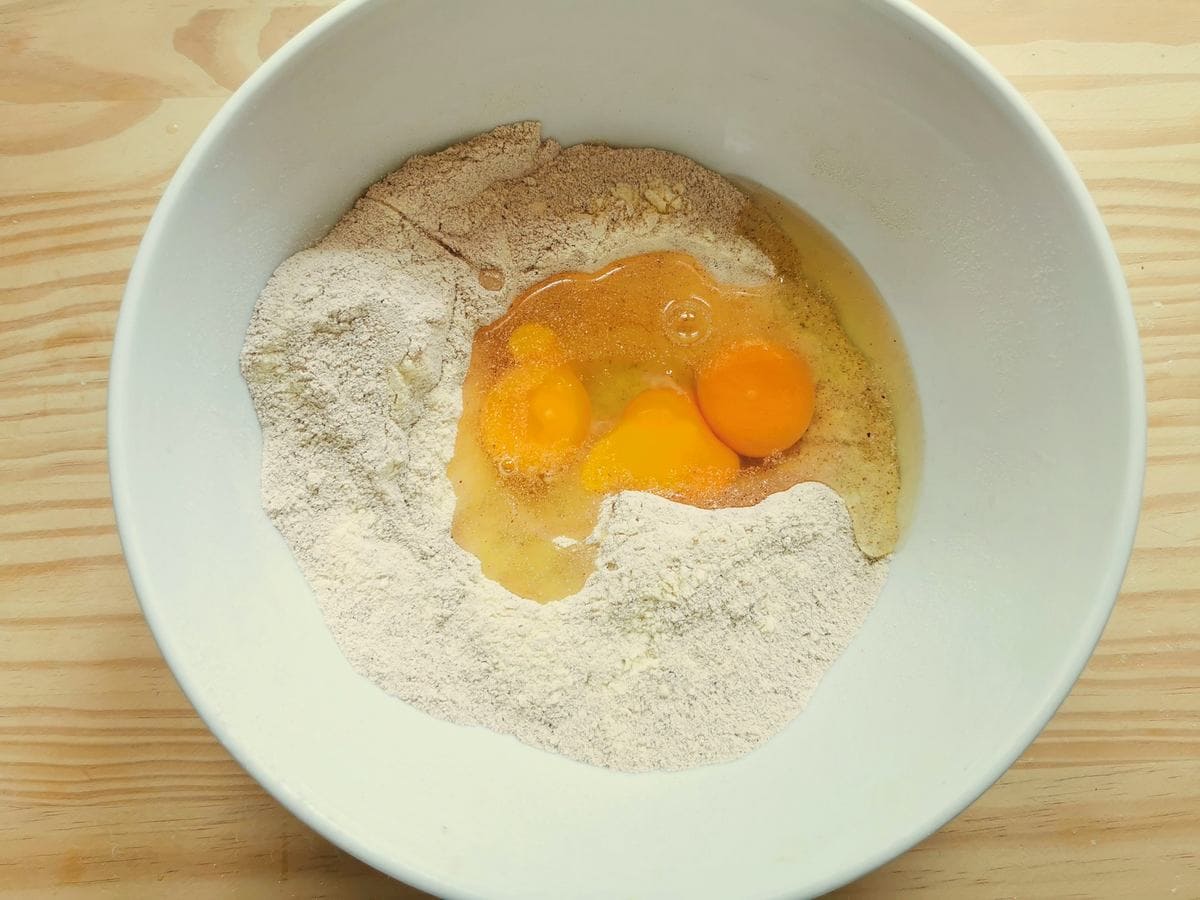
[481,324,591,475]
[580,388,739,500]
[696,340,815,458]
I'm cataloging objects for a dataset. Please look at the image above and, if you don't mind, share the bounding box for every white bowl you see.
[109,0,1144,897]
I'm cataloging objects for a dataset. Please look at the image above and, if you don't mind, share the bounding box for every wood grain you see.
[1,1,1197,896]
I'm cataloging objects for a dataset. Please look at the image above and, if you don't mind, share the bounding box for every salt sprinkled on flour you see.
[242,123,888,771]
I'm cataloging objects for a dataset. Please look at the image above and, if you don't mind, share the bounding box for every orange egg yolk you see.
[696,340,815,458]
[580,388,739,500]
[480,323,591,475]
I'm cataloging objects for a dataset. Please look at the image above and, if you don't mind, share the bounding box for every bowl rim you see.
[108,0,1147,896]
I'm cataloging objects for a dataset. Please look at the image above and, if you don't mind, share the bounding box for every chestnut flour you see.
[241,123,888,771]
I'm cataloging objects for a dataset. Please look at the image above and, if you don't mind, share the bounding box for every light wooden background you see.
[1,1,1197,897]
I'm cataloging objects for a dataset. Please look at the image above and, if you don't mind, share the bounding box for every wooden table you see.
[2,1,1197,896]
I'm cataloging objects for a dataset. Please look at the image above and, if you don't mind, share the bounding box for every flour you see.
[242,123,888,771]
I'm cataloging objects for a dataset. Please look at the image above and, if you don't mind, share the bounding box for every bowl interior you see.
[110,1,1143,897]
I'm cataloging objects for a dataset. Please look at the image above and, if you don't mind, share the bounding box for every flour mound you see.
[242,123,887,771]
